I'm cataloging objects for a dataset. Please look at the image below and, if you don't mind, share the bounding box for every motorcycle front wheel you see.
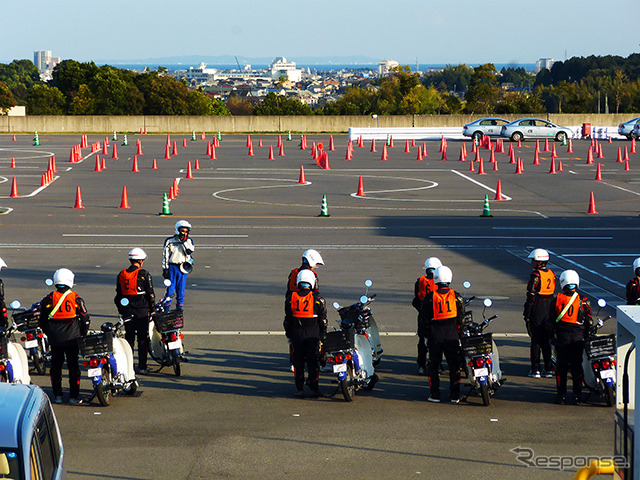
[604,384,615,407]
[95,367,113,407]
[339,365,356,402]
[480,383,491,406]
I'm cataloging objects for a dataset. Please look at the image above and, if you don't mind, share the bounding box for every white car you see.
[618,117,640,139]
[462,118,509,140]
[500,118,572,142]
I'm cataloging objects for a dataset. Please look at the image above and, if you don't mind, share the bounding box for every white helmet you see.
[424,257,442,270]
[302,249,324,268]
[53,268,74,288]
[296,269,316,288]
[175,220,192,235]
[528,248,549,262]
[434,266,452,285]
[559,270,580,289]
[633,257,640,275]
[128,248,147,261]
[0,257,6,271]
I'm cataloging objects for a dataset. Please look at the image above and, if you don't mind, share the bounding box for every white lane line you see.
[182,331,529,338]
[62,234,248,238]
[3,243,500,250]
[548,248,626,289]
[493,227,640,231]
[0,207,13,215]
[350,177,438,200]
[564,253,639,257]
[0,176,59,198]
[450,170,513,201]
[430,236,613,240]
[601,181,640,196]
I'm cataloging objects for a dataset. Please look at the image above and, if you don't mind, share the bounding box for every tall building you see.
[535,58,555,73]
[377,59,399,76]
[269,57,302,83]
[34,51,51,71]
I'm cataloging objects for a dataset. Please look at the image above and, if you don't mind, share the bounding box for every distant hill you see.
[95,55,381,66]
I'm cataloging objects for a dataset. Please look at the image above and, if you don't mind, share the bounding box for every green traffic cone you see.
[217,131,221,141]
[561,136,568,147]
[191,131,196,141]
[122,134,128,146]
[33,132,39,146]
[480,194,493,217]
[318,195,330,217]
[113,131,118,141]
[287,131,292,141]
[159,192,173,216]
[387,135,391,146]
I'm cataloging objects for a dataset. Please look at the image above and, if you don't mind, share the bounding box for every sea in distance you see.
[105,63,537,73]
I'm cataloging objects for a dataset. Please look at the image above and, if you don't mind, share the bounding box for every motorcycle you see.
[12,301,50,375]
[582,298,616,406]
[0,301,31,384]
[148,281,188,376]
[323,280,380,401]
[459,284,503,406]
[77,304,137,406]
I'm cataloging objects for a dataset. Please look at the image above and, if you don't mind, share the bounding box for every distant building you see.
[34,50,60,81]
[184,63,219,85]
[535,58,555,73]
[378,59,399,76]
[269,57,302,83]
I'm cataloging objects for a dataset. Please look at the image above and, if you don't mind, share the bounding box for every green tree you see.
[92,68,143,115]
[253,93,312,115]
[186,90,231,116]
[226,93,255,115]
[51,60,98,97]
[68,84,95,114]
[0,60,40,102]
[26,84,65,114]
[0,81,16,113]
[464,64,500,114]
[399,84,441,114]
[423,64,473,92]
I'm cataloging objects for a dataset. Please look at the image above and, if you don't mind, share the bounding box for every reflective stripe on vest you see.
[291,291,315,318]
[538,269,555,295]
[555,292,580,324]
[433,290,457,321]
[418,276,435,300]
[119,268,142,295]
[51,290,77,320]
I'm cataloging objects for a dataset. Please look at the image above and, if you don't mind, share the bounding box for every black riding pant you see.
[50,343,81,399]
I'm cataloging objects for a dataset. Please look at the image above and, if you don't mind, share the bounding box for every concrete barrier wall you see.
[0,114,637,134]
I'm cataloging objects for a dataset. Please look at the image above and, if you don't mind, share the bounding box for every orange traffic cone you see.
[477,157,486,174]
[469,158,475,172]
[587,148,594,164]
[183,138,187,148]
[321,151,330,170]
[595,163,603,181]
[169,185,175,200]
[370,139,377,153]
[544,138,550,152]
[152,158,158,170]
[10,157,15,168]
[279,143,285,157]
[549,158,557,174]
[248,143,254,156]
[102,142,108,155]
[268,145,275,160]
[210,145,217,160]
[258,138,263,147]
[94,155,102,172]
[194,158,200,170]
[494,180,505,201]
[74,186,84,208]
[416,147,423,161]
[625,159,631,171]
[132,155,140,173]
[101,157,106,170]
[173,178,179,196]
[632,138,637,154]
[441,149,448,161]
[12,134,16,142]
[172,141,178,156]
[558,160,563,172]
[206,141,212,156]
[587,191,598,214]
[381,143,388,161]
[493,157,499,172]
[40,174,47,187]
[329,135,335,151]
[597,143,604,159]
[624,145,630,162]
[405,139,411,153]
[119,186,131,209]
[186,161,194,179]
[389,136,395,148]
[298,165,307,184]
[112,144,119,159]
[533,150,540,165]
[517,138,522,148]
[164,143,171,160]
[551,143,558,159]
[356,176,365,196]
[422,142,428,158]
[616,147,623,163]
[345,146,353,161]
[246,134,252,148]
[458,146,465,162]
[9,177,18,197]
[137,141,143,156]
[567,138,574,153]
[515,158,524,174]
[489,148,496,163]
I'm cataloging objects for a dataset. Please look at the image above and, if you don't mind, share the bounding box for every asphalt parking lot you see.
[1,132,638,479]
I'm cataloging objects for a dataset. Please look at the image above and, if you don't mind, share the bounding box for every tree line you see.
[1,54,639,116]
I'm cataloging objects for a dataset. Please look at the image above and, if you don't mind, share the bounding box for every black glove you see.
[162,269,169,279]
[524,318,532,337]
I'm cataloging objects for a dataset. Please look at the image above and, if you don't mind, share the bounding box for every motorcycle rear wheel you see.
[33,350,47,375]
[604,384,615,407]
[172,355,181,377]
[480,383,491,406]
[95,367,113,406]
[340,365,356,402]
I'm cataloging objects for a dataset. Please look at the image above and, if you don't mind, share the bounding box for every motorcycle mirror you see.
[164,279,172,287]
[597,298,606,308]
[120,298,130,306]
[9,300,20,309]
[45,278,53,287]
[463,281,471,289]
[332,301,341,310]
[360,295,369,304]
[364,279,373,288]
[483,298,492,308]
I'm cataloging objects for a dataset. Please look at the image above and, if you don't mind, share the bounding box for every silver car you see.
[462,118,509,140]
[632,124,640,139]
[618,117,640,139]
[500,118,572,142]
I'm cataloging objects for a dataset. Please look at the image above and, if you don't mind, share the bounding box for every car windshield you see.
[0,450,20,479]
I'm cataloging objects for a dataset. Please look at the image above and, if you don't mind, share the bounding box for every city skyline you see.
[1,0,638,66]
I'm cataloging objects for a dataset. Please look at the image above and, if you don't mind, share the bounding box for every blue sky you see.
[2,0,638,65]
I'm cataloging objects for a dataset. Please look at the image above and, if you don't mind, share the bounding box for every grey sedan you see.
[462,118,509,140]
[500,118,572,142]
[618,117,640,139]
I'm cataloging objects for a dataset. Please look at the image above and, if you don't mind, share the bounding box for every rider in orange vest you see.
[524,248,556,378]
[39,268,90,405]
[412,257,441,375]
[115,248,155,375]
[553,270,592,405]
[420,266,465,403]
[286,249,323,295]
[284,269,327,398]
[625,257,640,305]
